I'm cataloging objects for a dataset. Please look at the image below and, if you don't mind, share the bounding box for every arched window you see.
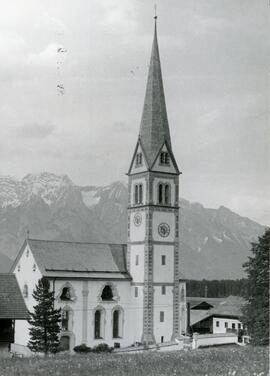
[94,310,101,338]
[164,184,170,205]
[112,307,123,338]
[139,184,143,203]
[61,309,69,331]
[134,184,138,204]
[23,284,28,298]
[101,285,113,301]
[158,183,171,205]
[134,184,143,205]
[94,308,105,339]
[113,310,119,338]
[180,287,185,302]
[158,183,163,204]
[60,287,71,301]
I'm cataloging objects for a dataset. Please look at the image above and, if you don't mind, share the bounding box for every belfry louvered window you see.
[158,183,171,205]
[134,184,143,205]
[160,152,170,165]
[135,153,142,166]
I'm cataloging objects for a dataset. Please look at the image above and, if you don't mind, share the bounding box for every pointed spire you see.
[139,17,172,167]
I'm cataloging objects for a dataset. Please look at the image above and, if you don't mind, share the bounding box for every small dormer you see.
[128,141,148,175]
[159,151,170,166]
[151,142,180,174]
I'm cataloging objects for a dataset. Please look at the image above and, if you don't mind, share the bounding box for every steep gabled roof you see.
[0,274,28,319]
[12,239,131,280]
[139,19,172,167]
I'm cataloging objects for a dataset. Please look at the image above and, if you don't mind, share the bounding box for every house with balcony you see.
[188,295,245,335]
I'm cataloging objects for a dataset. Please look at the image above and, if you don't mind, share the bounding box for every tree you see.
[242,228,269,345]
[28,277,61,355]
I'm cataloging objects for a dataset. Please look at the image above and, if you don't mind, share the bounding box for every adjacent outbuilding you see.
[0,273,28,353]
[188,295,245,335]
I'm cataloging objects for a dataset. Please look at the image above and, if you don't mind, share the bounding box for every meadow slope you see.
[0,346,268,376]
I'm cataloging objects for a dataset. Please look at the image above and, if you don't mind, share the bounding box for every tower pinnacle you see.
[139,17,172,167]
[154,4,157,20]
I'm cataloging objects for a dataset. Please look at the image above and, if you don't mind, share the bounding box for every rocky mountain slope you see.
[0,173,265,279]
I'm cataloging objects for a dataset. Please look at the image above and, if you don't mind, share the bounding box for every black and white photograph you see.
[0,1,269,375]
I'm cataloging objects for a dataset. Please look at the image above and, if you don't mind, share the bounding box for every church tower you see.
[127,18,186,344]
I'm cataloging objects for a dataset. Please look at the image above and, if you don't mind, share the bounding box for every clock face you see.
[133,213,142,227]
[158,223,170,238]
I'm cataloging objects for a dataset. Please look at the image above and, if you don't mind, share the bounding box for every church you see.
[11,18,187,351]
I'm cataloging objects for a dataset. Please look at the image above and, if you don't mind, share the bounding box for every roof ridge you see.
[27,238,126,246]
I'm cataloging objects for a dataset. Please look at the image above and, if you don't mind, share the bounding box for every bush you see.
[73,344,92,353]
[92,343,113,353]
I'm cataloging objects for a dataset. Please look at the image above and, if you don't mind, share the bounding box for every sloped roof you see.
[23,239,130,279]
[190,310,210,326]
[190,295,245,325]
[187,297,224,309]
[211,295,245,317]
[0,274,28,319]
[139,19,172,167]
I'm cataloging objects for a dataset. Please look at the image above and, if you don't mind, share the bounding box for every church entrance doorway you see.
[59,335,70,351]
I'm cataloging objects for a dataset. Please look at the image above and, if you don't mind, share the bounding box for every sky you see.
[0,0,269,225]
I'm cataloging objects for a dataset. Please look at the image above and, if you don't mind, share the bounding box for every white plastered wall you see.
[212,317,243,334]
[153,245,174,283]
[152,212,175,242]
[129,244,145,283]
[153,285,174,342]
[130,211,146,242]
[13,244,42,346]
[54,279,136,348]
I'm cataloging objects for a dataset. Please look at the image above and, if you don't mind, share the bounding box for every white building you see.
[11,18,187,351]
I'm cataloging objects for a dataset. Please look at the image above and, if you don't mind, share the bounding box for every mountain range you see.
[0,172,266,279]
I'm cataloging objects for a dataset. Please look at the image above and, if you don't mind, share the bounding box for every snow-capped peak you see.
[0,172,74,208]
[21,172,73,205]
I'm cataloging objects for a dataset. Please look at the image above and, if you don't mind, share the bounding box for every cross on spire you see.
[154,4,157,20]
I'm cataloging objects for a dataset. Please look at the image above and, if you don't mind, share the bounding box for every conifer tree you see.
[242,228,269,345]
[28,277,61,355]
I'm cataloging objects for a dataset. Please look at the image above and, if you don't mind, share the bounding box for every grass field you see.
[0,346,268,376]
